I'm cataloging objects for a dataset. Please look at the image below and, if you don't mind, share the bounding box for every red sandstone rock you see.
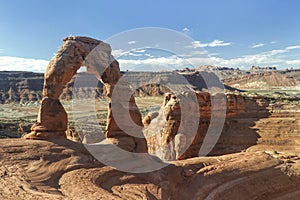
[1,138,300,199]
[24,36,147,153]
[145,91,271,160]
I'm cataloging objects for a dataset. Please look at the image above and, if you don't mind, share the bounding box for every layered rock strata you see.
[144,92,270,160]
[248,101,300,154]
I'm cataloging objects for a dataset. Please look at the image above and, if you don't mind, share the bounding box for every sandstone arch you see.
[24,36,147,153]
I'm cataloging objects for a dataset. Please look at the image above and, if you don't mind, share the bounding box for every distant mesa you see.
[1,65,300,104]
[224,70,300,89]
[250,65,277,71]
[0,70,237,104]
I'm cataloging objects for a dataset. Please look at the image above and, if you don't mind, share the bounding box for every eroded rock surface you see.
[1,138,300,199]
[144,90,300,163]
[248,101,300,154]
[224,71,299,89]
[144,92,271,160]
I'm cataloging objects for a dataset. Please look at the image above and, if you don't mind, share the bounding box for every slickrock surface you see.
[0,138,300,199]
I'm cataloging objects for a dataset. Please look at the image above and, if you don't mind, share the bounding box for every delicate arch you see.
[24,36,147,153]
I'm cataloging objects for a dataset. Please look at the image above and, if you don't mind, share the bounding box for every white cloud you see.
[208,53,220,56]
[117,43,300,71]
[3,43,299,74]
[134,49,146,53]
[145,53,154,58]
[119,56,185,66]
[286,60,300,65]
[212,50,284,67]
[251,43,265,48]
[208,40,231,47]
[188,40,231,48]
[268,49,288,55]
[182,27,190,32]
[190,50,208,55]
[118,43,300,70]
[127,52,143,57]
[182,27,190,34]
[0,56,49,72]
[118,55,192,71]
[128,41,137,45]
[286,45,300,50]
[112,49,127,57]
[112,48,148,58]
[270,41,277,44]
[189,41,202,48]
[202,45,300,68]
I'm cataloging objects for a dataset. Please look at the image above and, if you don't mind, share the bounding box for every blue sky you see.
[1,0,300,72]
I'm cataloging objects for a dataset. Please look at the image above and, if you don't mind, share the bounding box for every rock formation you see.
[248,100,300,154]
[0,68,300,104]
[250,65,277,71]
[144,92,270,160]
[0,70,239,104]
[1,138,300,199]
[224,71,299,89]
[24,36,147,153]
[0,71,106,104]
[0,71,44,104]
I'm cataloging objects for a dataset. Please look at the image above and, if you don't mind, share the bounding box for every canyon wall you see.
[0,71,239,104]
[144,91,300,161]
[1,69,299,104]
[144,92,271,160]
[249,100,300,154]
[224,71,299,89]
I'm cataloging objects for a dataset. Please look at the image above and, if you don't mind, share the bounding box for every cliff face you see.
[0,71,237,104]
[0,69,299,104]
[144,91,300,162]
[144,92,271,160]
[0,71,43,104]
[224,71,300,89]
[249,101,300,154]
[0,72,103,104]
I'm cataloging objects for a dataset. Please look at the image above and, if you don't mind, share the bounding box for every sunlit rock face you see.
[144,92,271,160]
[24,36,147,153]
